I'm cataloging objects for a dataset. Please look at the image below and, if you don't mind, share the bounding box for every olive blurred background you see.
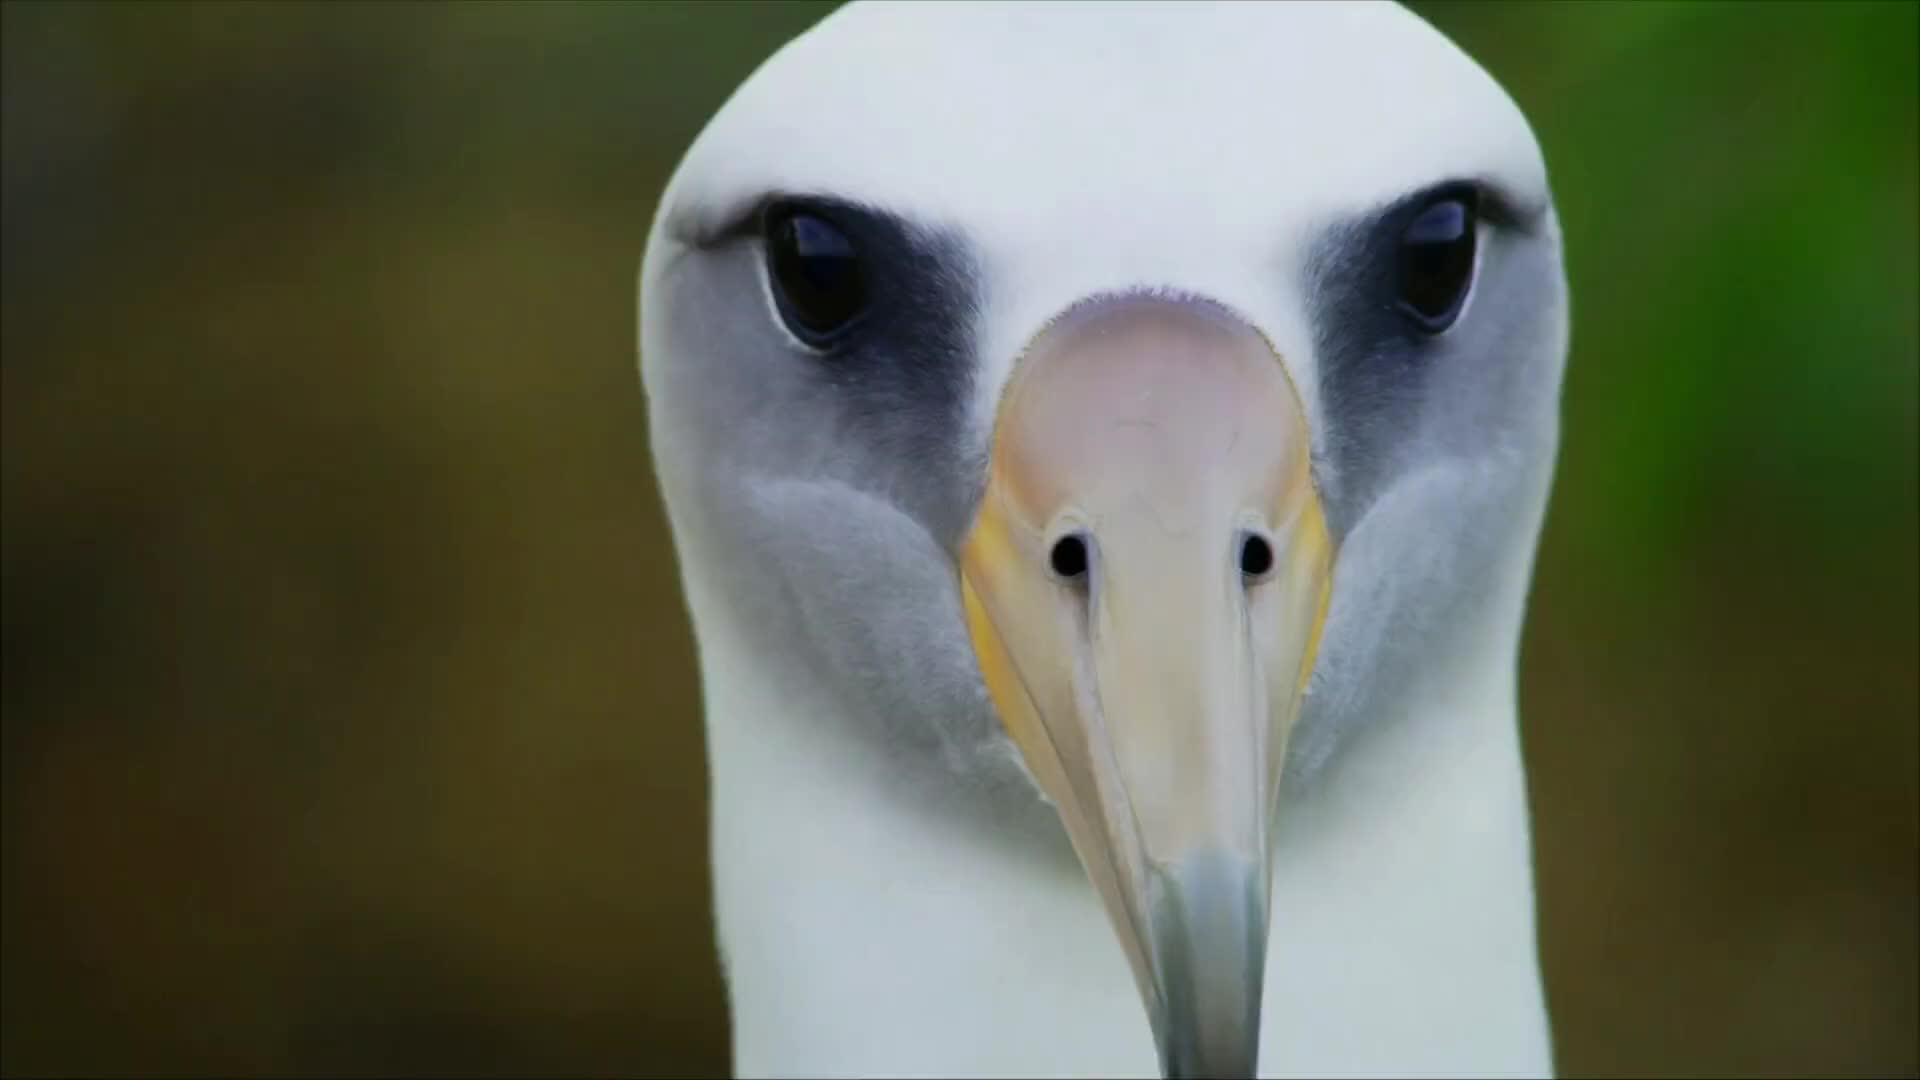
[1,1,1913,1076]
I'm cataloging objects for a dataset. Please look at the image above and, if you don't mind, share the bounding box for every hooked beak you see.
[960,296,1333,1079]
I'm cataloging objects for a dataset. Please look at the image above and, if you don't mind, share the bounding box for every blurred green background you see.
[1,2,1913,1076]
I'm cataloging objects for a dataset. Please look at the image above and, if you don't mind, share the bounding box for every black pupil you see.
[1240,535,1274,578]
[1050,536,1088,579]
[1397,196,1476,329]
[768,209,866,342]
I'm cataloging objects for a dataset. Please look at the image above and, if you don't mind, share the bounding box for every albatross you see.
[637,2,1567,1076]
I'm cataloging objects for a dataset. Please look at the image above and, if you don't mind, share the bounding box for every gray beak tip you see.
[1146,853,1269,1080]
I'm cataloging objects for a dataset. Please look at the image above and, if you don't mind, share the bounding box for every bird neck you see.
[690,576,1554,1078]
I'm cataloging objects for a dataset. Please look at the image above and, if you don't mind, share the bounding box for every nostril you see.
[1050,534,1090,580]
[1240,534,1275,579]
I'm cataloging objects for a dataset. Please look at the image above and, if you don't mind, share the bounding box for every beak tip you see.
[1146,854,1269,1080]
[1157,1025,1261,1080]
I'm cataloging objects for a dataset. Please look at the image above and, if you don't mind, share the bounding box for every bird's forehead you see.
[668,1,1546,254]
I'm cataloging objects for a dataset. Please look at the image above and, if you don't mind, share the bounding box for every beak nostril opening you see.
[1050,534,1090,580]
[1239,534,1275,579]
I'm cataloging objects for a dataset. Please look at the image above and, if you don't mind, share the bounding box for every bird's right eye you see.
[764,203,869,348]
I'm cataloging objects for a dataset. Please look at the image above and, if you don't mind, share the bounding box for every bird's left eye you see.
[765,203,868,347]
[1396,192,1478,333]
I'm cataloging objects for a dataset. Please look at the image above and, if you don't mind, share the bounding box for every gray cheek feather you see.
[1288,218,1567,785]
[1288,448,1543,784]
[735,475,1025,789]
[647,229,1048,814]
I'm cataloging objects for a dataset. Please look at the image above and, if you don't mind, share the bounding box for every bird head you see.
[640,3,1567,1073]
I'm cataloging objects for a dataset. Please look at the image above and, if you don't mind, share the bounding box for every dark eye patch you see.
[1303,178,1517,534]
[745,196,975,374]
[738,193,983,537]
